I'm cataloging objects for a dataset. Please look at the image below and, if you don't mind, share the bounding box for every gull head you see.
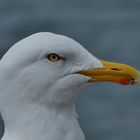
[0,32,139,106]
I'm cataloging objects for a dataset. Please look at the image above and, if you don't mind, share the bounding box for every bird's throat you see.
[1,103,85,140]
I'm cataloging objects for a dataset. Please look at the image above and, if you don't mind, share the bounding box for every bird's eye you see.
[47,53,63,62]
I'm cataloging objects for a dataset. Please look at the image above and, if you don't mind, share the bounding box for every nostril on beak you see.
[111,68,122,71]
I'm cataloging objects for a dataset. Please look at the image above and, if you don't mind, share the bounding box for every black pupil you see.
[52,55,58,60]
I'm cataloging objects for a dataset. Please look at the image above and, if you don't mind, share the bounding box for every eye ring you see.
[47,53,63,62]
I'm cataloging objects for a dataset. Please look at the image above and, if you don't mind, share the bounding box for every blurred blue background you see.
[0,0,140,140]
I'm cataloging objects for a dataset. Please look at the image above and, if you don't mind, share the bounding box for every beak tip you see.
[134,73,140,85]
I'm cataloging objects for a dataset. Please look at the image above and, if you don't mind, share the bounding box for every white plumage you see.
[0,33,103,140]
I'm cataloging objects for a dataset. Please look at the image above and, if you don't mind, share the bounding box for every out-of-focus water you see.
[0,0,140,140]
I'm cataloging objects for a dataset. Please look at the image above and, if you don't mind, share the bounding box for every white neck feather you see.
[1,101,85,140]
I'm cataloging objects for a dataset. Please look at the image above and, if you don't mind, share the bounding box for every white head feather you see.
[0,32,103,140]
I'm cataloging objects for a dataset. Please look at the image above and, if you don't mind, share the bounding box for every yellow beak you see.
[78,60,140,85]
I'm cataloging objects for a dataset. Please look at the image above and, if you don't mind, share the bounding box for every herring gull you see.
[0,32,139,140]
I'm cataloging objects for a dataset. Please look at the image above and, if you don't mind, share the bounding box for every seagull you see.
[0,32,139,140]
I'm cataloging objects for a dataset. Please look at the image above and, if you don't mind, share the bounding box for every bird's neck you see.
[1,102,85,140]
